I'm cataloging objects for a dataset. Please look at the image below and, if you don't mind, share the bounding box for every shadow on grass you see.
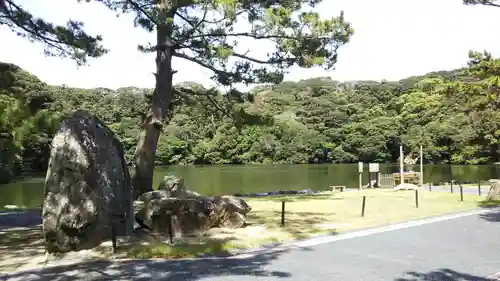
[394,268,492,280]
[246,209,338,238]
[0,204,336,268]
[477,200,500,208]
[0,209,46,272]
[1,250,292,281]
[125,209,338,259]
[0,224,45,272]
[124,234,240,259]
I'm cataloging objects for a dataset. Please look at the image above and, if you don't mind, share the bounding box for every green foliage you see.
[78,0,353,86]
[1,0,355,194]
[2,0,353,84]
[2,49,500,180]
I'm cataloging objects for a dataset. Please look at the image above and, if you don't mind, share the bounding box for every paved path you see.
[3,208,500,281]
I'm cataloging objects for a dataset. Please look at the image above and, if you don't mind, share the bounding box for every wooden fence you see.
[378,174,395,188]
[377,172,421,188]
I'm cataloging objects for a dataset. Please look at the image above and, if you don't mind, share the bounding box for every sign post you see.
[358,162,363,190]
[368,163,380,188]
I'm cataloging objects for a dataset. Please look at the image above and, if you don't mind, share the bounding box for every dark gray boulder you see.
[42,110,134,253]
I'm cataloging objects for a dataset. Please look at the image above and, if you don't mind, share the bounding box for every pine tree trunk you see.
[131,19,175,198]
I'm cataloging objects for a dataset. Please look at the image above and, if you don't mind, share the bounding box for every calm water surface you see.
[1,164,499,208]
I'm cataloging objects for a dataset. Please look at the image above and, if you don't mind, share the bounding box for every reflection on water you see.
[1,164,499,208]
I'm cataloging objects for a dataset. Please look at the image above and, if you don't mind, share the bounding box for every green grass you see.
[122,189,493,259]
[477,199,500,208]
[2,189,499,267]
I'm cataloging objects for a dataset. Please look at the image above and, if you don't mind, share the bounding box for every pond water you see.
[1,164,499,209]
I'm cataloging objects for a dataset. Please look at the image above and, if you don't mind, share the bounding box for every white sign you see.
[358,162,363,173]
[369,163,380,172]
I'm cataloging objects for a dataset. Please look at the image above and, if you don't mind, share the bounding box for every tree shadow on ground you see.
[0,209,46,272]
[0,206,333,272]
[246,210,338,239]
[477,200,500,209]
[124,209,337,259]
[1,249,292,281]
[0,224,45,272]
[394,268,492,281]
[478,209,500,223]
[476,198,500,223]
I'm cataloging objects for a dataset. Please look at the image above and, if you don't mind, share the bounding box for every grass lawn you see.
[123,189,490,259]
[0,188,496,270]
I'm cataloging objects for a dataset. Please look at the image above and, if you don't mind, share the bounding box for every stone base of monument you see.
[134,175,252,239]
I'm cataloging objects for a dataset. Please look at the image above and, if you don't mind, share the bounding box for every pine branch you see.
[2,0,107,65]
[127,0,158,26]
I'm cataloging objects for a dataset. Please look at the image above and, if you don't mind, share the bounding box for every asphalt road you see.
[3,208,500,281]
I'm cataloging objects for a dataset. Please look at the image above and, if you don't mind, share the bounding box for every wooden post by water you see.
[415,189,419,208]
[450,181,454,193]
[460,184,464,202]
[358,162,363,190]
[478,181,482,196]
[281,201,286,226]
[361,196,366,217]
[399,146,405,185]
[111,223,117,254]
[419,146,424,187]
[167,213,174,244]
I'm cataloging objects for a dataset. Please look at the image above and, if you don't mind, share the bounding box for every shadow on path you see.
[479,209,500,223]
[395,268,493,281]
[1,250,291,281]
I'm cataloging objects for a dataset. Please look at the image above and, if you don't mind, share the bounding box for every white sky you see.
[1,0,499,90]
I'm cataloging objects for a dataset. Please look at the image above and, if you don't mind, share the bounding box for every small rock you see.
[157,175,201,197]
[3,205,22,209]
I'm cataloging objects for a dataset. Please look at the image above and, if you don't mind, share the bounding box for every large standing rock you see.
[42,110,134,253]
[135,178,251,237]
[487,179,500,201]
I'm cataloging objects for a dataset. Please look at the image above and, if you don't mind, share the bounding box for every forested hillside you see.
[1,51,499,183]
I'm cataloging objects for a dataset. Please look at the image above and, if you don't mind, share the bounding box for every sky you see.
[1,0,499,90]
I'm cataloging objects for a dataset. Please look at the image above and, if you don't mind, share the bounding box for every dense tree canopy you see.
[1,49,500,183]
[2,0,500,188]
[0,0,354,194]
